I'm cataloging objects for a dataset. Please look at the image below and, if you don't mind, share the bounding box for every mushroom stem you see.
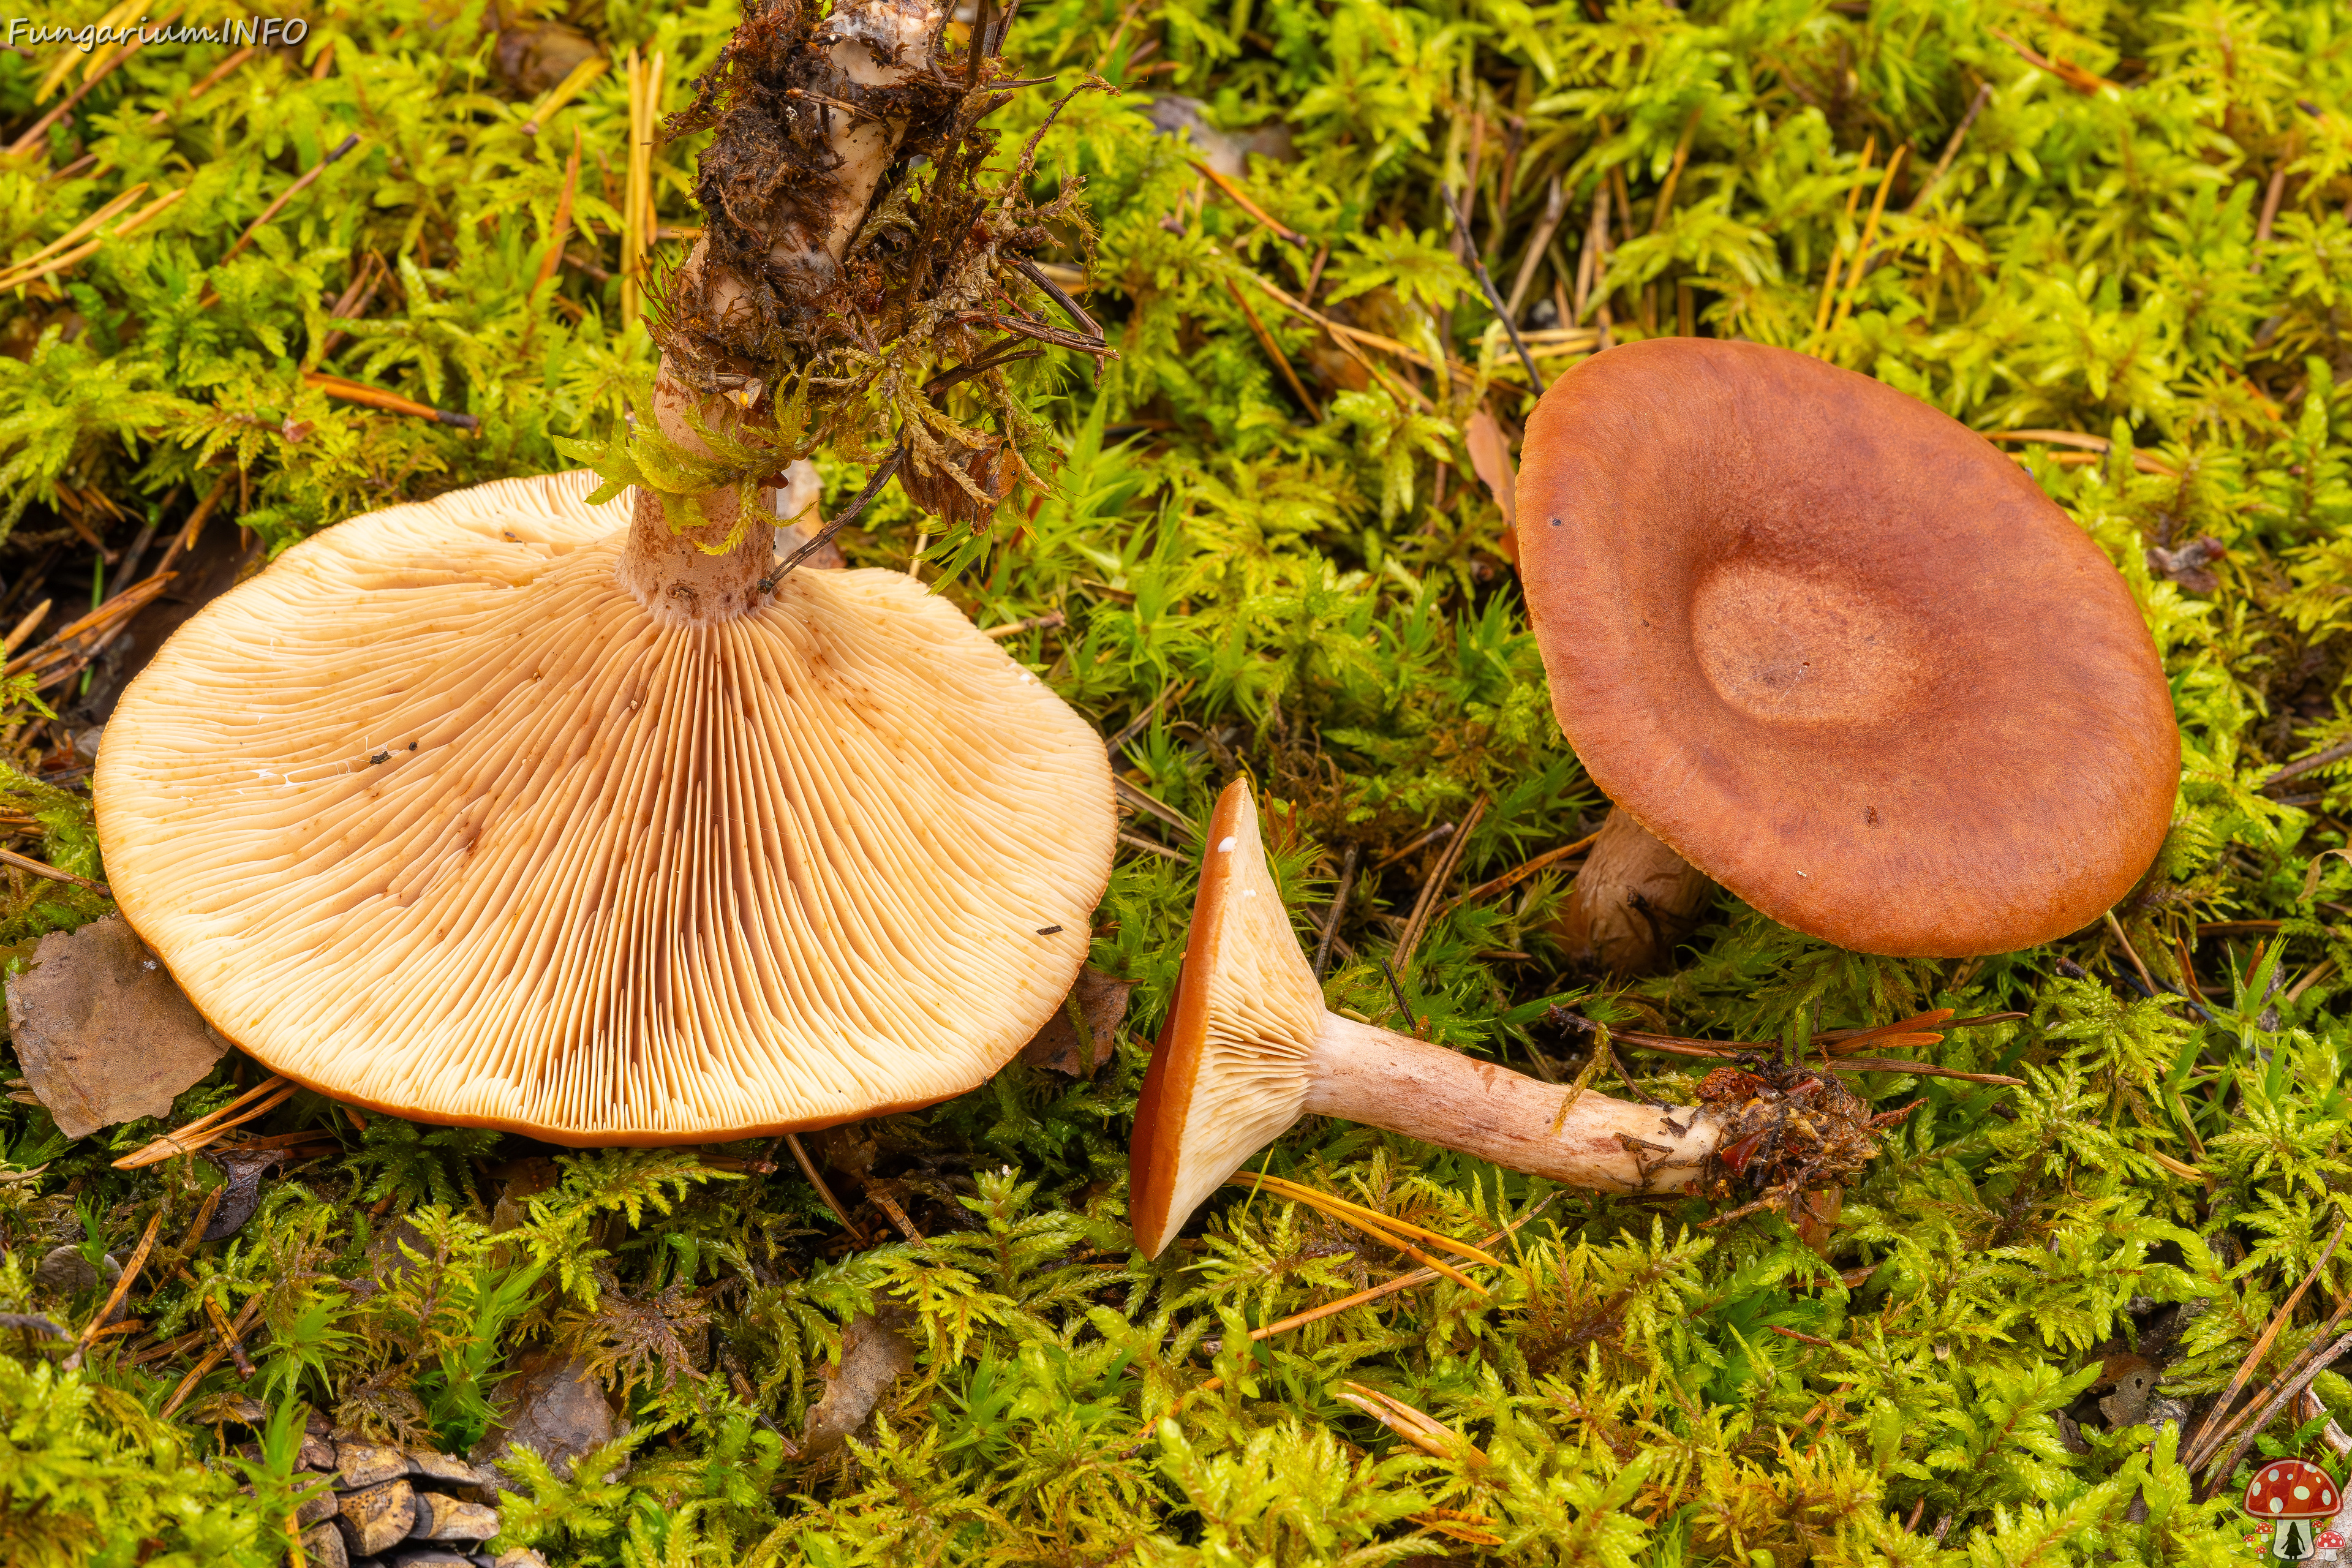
[1305,1012,1724,1192]
[1128,779,1890,1258]
[1553,805,1713,974]
[616,368,779,624]
[615,0,943,625]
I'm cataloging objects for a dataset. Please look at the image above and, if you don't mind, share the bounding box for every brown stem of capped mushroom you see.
[1551,806,1714,974]
[1304,1013,1727,1193]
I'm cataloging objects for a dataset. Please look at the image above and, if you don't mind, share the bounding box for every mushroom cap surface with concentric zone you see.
[2246,1458,2339,1520]
[1515,338,2179,957]
[1128,778,1325,1259]
[94,470,1114,1144]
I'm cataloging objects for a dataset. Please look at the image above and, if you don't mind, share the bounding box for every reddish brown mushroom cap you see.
[1515,339,2179,957]
[2247,1459,2339,1520]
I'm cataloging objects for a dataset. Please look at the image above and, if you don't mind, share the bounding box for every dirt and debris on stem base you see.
[611,0,1112,537]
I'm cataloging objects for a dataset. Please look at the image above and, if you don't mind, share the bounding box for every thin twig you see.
[158,1292,262,1418]
[1439,829,1599,916]
[1189,160,1305,244]
[1104,679,1194,760]
[1828,146,1905,333]
[303,373,479,431]
[1118,831,1184,861]
[1392,796,1487,974]
[1010,254,1102,338]
[112,1077,295,1169]
[0,845,108,897]
[786,1133,867,1245]
[1374,821,1456,872]
[2105,910,2159,995]
[1376,956,1417,1033]
[1314,844,1358,981]
[1114,776,1191,834]
[1907,83,1993,214]
[218,135,362,266]
[2263,737,2352,790]
[2199,1329,2352,1497]
[1812,137,1876,337]
[983,609,1066,639]
[1200,1196,1554,1357]
[1648,110,1702,235]
[1223,277,1321,419]
[203,1292,255,1378]
[761,445,907,590]
[1503,176,1566,320]
[1447,188,1544,393]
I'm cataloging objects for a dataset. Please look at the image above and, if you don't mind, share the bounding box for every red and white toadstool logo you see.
[2244,1459,2340,1560]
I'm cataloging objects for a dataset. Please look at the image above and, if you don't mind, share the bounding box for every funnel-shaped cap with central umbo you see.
[1516,339,2179,957]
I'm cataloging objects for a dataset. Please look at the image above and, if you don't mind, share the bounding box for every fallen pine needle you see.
[1981,428,2180,478]
[1189,159,1306,245]
[113,1077,295,1169]
[984,610,1066,639]
[1336,1380,1487,1461]
[1141,1199,1553,1450]
[1118,831,1184,860]
[62,1210,161,1371]
[2185,1217,2346,1471]
[303,372,481,431]
[1441,828,1600,915]
[1228,1171,1502,1267]
[786,1131,867,1245]
[0,845,108,897]
[159,1291,262,1419]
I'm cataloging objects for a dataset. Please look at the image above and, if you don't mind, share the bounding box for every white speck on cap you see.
[2273,1498,2285,1513]
[1218,835,1237,853]
[2296,1486,2312,1500]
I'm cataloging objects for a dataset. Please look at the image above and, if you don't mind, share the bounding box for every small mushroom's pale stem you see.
[1303,1012,1726,1193]
[1553,805,1714,974]
[614,0,941,625]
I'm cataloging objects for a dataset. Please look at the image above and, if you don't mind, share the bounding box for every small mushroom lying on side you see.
[1515,339,2180,972]
[1128,780,1906,1257]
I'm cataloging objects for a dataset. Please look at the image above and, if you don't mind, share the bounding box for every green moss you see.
[1,0,2350,1562]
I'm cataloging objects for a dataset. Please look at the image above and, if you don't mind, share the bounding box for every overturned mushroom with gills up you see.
[93,0,1116,1144]
[1128,779,1912,1258]
[1518,339,2180,973]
